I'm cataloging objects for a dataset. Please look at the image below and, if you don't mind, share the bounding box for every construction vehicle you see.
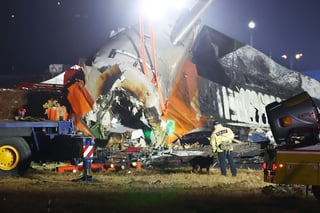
[0,81,96,179]
[263,91,320,200]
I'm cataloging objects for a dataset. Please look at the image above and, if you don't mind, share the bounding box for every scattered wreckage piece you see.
[142,146,213,169]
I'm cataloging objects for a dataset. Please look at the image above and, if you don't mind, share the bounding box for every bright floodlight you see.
[140,0,186,20]
[248,21,256,29]
[295,53,303,59]
[281,53,303,69]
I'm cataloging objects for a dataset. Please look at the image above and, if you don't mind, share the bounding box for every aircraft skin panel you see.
[163,58,206,142]
[162,58,282,144]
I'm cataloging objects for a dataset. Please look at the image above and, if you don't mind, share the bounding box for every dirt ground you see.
[1,166,320,213]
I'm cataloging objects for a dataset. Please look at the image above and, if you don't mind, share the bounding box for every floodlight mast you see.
[248,21,255,46]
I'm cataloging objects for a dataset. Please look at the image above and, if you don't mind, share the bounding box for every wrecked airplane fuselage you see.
[80,0,214,146]
[43,0,320,151]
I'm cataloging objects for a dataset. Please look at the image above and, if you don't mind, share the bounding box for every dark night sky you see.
[205,0,320,72]
[1,0,320,78]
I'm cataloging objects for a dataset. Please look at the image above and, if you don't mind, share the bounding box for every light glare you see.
[295,53,303,59]
[140,0,186,20]
[248,21,255,29]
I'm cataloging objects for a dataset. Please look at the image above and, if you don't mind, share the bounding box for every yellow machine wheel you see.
[0,137,31,177]
[0,145,20,171]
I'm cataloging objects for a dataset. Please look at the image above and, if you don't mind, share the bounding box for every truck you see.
[262,91,320,200]
[0,80,95,179]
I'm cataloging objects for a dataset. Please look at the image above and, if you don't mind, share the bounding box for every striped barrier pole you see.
[83,137,94,180]
[73,137,96,182]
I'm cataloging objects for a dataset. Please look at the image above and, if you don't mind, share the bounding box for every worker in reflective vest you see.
[210,121,237,177]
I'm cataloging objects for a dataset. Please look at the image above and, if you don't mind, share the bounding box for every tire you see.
[0,137,32,177]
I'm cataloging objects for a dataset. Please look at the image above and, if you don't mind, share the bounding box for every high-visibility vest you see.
[210,124,234,152]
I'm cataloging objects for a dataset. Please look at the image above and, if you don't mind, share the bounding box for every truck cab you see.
[263,91,320,200]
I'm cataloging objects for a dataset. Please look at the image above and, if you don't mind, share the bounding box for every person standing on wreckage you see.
[210,121,237,177]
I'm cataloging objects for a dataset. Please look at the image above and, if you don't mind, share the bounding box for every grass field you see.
[1,167,319,213]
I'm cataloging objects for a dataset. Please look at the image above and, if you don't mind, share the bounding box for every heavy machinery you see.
[263,91,320,200]
[0,82,95,178]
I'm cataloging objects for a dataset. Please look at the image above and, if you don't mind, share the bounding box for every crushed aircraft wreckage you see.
[8,0,320,168]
